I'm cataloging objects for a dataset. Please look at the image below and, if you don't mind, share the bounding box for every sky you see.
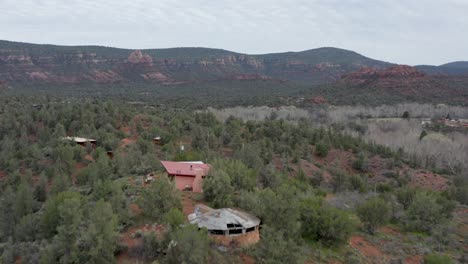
[0,0,467,65]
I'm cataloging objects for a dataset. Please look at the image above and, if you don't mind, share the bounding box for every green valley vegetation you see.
[0,96,465,263]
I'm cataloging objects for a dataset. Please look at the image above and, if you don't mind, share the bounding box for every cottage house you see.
[160,161,210,192]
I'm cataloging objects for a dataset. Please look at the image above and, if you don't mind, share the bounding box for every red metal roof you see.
[161,161,210,177]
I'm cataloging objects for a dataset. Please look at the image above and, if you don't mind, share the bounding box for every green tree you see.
[330,168,347,193]
[402,111,410,119]
[253,226,304,264]
[14,180,34,221]
[142,231,163,262]
[41,192,82,238]
[54,196,83,264]
[0,187,15,241]
[419,130,428,140]
[164,225,210,264]
[258,163,285,189]
[300,198,354,246]
[79,200,119,264]
[353,152,369,172]
[357,197,390,234]
[1,237,15,264]
[34,172,48,202]
[163,208,185,231]
[203,170,234,208]
[138,176,182,221]
[424,254,453,264]
[396,186,417,210]
[315,140,330,157]
[212,159,256,191]
[405,192,444,233]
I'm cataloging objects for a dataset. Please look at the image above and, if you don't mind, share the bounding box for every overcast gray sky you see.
[1,0,467,65]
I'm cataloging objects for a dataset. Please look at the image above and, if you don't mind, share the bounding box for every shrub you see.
[357,197,390,234]
[424,254,452,264]
[253,226,304,264]
[353,152,369,172]
[315,141,330,157]
[203,170,233,208]
[300,198,354,246]
[138,176,182,221]
[349,175,367,193]
[404,192,451,233]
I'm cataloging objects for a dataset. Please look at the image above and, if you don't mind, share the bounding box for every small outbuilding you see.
[62,136,97,147]
[153,136,162,145]
[188,204,261,247]
[160,161,210,193]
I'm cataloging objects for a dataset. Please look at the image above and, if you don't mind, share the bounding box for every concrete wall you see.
[210,228,260,248]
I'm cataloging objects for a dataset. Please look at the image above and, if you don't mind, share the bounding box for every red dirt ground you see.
[410,171,449,191]
[129,203,142,217]
[379,226,401,237]
[0,170,7,181]
[84,154,94,162]
[181,192,205,217]
[297,159,332,183]
[404,255,423,264]
[120,126,131,135]
[350,235,388,262]
[120,137,136,148]
[117,224,165,264]
[239,253,256,264]
[71,162,87,185]
[321,149,355,172]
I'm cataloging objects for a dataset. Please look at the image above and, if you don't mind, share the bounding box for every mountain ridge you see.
[1,40,467,106]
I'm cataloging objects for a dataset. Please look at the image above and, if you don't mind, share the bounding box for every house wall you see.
[210,228,260,247]
[192,171,204,193]
[172,175,196,191]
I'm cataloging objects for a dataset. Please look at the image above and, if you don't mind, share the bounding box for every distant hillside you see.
[0,40,391,86]
[1,40,467,106]
[303,65,468,106]
[416,61,468,75]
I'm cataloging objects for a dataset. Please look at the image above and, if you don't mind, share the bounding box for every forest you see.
[0,96,467,264]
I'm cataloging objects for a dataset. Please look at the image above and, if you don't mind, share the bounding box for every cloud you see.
[0,0,466,65]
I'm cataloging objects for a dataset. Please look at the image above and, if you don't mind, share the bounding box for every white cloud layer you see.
[0,0,467,65]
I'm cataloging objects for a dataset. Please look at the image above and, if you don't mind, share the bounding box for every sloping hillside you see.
[0,40,391,85]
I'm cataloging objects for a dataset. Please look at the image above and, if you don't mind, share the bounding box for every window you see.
[228,229,243,235]
[209,230,225,235]
[246,227,256,233]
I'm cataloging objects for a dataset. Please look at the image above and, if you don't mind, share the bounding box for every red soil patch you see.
[0,170,7,181]
[129,203,142,217]
[117,224,165,264]
[120,138,136,148]
[411,171,449,191]
[84,154,94,162]
[350,235,388,261]
[220,147,234,157]
[181,192,204,217]
[120,126,131,135]
[71,162,87,185]
[239,253,256,264]
[404,255,423,264]
[379,226,401,237]
[297,159,332,183]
